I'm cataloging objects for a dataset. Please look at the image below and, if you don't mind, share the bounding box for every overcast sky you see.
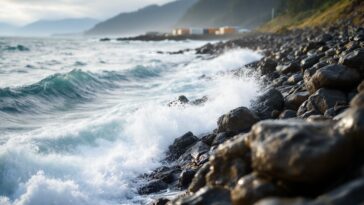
[0,0,175,25]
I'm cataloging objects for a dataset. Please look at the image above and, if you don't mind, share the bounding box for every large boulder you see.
[248,120,353,188]
[251,89,284,120]
[171,187,231,205]
[297,88,347,118]
[305,64,360,94]
[218,107,259,133]
[231,173,287,205]
[167,132,199,161]
[206,134,252,188]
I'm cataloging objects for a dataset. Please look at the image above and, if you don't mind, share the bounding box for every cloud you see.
[0,0,175,25]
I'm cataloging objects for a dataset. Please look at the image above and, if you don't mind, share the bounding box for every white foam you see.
[0,44,262,205]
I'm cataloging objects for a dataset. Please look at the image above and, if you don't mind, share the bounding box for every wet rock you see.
[100,38,111,41]
[339,48,364,75]
[138,179,168,195]
[249,120,353,187]
[231,173,288,205]
[152,198,170,205]
[297,88,347,117]
[168,95,190,107]
[178,141,210,165]
[218,107,259,133]
[167,132,199,161]
[196,43,214,55]
[171,187,231,205]
[191,96,208,106]
[279,110,297,119]
[151,166,180,184]
[206,135,251,188]
[200,133,216,146]
[305,64,360,93]
[179,169,196,189]
[285,91,310,111]
[188,162,210,193]
[251,89,284,120]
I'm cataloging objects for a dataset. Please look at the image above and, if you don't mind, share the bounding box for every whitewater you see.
[0,37,262,205]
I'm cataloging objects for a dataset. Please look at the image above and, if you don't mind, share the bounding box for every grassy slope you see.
[259,0,364,33]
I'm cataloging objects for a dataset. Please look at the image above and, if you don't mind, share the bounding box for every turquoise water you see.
[0,37,261,205]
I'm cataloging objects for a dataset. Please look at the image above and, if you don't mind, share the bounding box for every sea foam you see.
[0,39,262,205]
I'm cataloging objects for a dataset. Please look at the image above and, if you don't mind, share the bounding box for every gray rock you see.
[167,132,199,161]
[251,89,284,120]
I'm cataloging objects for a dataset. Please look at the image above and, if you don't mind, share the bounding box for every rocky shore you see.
[140,25,364,205]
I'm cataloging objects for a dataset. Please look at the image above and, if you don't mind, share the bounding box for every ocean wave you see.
[0,69,127,113]
[1,45,30,52]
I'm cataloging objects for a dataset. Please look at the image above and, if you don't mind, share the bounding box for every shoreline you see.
[140,24,364,205]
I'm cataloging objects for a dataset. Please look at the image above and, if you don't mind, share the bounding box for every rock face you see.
[218,107,260,133]
[305,64,360,93]
[251,89,284,120]
[248,120,353,187]
[231,173,287,205]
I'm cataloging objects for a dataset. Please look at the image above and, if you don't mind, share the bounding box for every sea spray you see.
[0,38,262,205]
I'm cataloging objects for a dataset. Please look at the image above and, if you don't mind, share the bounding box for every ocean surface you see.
[0,37,262,205]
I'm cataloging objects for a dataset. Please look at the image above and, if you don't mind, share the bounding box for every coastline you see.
[140,24,364,205]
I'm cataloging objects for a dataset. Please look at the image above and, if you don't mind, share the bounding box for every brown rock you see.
[249,120,353,186]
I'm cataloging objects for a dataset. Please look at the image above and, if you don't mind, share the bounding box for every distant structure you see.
[172,26,241,36]
[216,27,237,35]
[172,28,190,36]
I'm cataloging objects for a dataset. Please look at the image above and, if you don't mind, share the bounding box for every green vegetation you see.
[259,0,364,32]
